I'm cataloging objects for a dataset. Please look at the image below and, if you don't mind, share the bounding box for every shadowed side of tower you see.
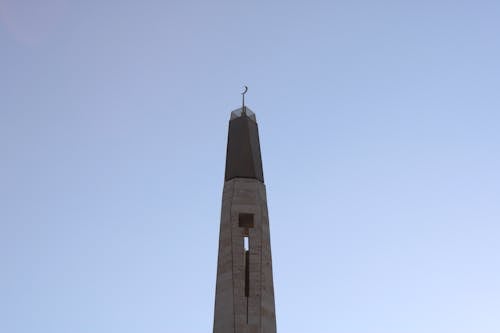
[224,108,264,183]
[213,107,277,333]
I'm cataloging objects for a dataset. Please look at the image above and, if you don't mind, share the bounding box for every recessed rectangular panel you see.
[238,213,254,228]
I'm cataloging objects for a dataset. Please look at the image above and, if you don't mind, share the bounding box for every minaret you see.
[213,102,277,333]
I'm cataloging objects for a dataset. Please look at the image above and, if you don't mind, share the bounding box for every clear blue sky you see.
[1,1,499,332]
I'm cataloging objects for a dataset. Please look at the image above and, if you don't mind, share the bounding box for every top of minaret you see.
[224,106,264,183]
[230,107,257,122]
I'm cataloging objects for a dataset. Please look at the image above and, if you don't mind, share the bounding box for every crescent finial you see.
[241,85,248,115]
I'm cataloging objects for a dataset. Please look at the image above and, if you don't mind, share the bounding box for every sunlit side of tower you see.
[213,107,277,333]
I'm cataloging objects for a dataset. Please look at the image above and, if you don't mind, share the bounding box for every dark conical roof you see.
[224,107,264,183]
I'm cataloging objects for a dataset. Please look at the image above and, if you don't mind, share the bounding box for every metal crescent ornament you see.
[241,86,248,114]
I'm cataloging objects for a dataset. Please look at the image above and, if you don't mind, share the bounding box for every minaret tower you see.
[213,94,277,333]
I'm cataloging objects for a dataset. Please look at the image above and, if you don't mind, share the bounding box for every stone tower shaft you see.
[213,107,276,333]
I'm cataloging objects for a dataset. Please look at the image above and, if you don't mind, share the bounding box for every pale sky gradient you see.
[1,1,500,332]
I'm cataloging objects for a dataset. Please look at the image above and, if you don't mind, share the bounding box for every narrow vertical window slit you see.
[244,237,250,323]
[239,213,254,324]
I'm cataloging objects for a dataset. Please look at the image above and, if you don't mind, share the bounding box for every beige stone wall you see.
[213,178,276,333]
